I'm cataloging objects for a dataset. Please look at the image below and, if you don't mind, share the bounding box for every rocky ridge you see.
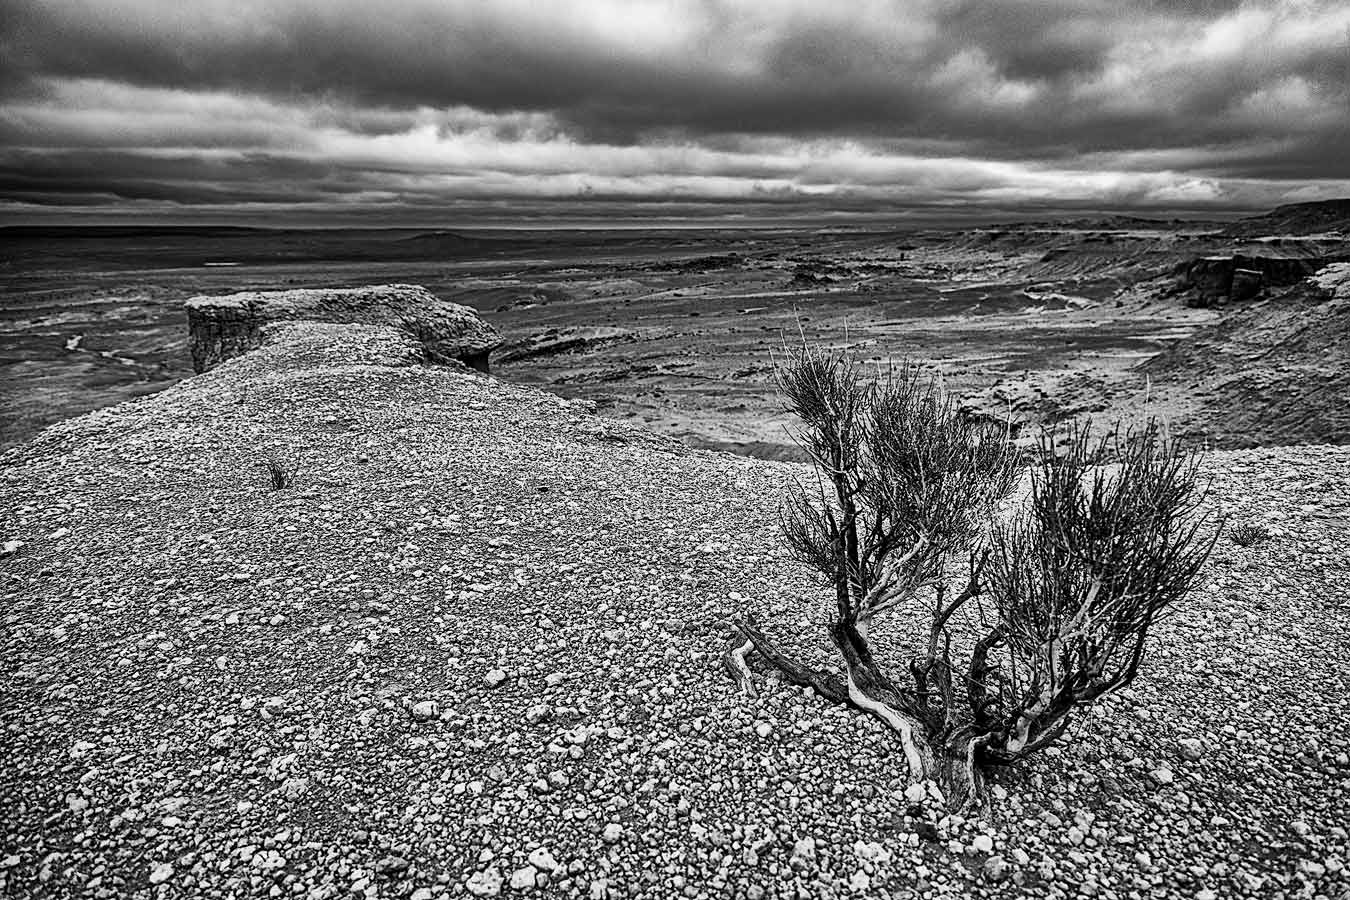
[1222,199,1350,239]
[185,284,502,374]
[1,318,1348,899]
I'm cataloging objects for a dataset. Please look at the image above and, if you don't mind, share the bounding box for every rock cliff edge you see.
[185,284,502,374]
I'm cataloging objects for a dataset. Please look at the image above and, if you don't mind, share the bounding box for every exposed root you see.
[721,637,757,697]
[726,618,1003,808]
[731,619,938,783]
[731,620,853,707]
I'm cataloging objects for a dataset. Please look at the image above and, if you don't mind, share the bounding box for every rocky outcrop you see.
[1308,262,1350,302]
[185,284,501,373]
[1172,255,1324,307]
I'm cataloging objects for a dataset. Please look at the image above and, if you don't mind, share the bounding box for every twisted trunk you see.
[734,618,995,810]
[831,618,934,781]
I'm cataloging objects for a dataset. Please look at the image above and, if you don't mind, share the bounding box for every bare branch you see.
[982,422,1217,761]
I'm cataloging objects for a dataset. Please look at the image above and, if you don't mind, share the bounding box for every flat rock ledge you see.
[185,284,501,374]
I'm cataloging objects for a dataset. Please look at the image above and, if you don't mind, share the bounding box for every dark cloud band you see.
[2,0,1348,218]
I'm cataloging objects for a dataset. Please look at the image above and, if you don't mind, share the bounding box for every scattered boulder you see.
[983,855,1010,883]
[527,848,559,872]
[508,866,538,890]
[185,284,501,373]
[465,868,502,897]
[1177,738,1205,761]
[409,700,439,722]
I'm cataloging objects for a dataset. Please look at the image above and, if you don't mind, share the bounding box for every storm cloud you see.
[2,0,1348,222]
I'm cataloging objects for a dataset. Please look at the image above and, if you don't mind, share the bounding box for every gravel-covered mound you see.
[2,322,1348,900]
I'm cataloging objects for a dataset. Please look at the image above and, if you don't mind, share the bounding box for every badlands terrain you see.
[4,199,1349,457]
[2,201,1349,899]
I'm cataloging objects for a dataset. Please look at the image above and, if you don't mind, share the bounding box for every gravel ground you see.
[2,321,1348,900]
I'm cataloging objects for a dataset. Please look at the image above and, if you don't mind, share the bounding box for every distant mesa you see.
[397,230,510,252]
[1223,199,1350,238]
[992,214,1191,232]
[185,284,502,374]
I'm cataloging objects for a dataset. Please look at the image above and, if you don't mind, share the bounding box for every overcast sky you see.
[2,0,1349,225]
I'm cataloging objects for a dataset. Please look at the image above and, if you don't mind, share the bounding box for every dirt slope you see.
[1,323,1348,899]
[1139,262,1350,447]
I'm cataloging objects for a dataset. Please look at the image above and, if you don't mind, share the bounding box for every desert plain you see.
[6,201,1347,458]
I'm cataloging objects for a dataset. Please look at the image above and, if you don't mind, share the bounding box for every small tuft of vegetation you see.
[1228,522,1270,547]
[265,456,294,491]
